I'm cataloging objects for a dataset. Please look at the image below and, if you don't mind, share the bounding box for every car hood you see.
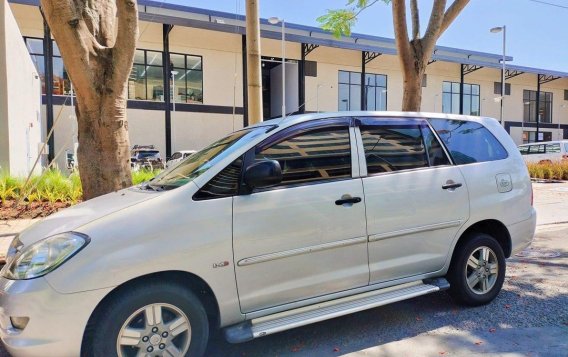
[18,187,162,246]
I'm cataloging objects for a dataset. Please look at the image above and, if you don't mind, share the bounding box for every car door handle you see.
[442,182,463,190]
[335,197,362,205]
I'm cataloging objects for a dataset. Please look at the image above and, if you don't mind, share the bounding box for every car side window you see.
[530,145,545,154]
[360,124,429,173]
[255,127,351,186]
[193,157,243,200]
[170,152,181,160]
[429,119,508,165]
[519,146,529,155]
[547,143,561,153]
[421,125,452,166]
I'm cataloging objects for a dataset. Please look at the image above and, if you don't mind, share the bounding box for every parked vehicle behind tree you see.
[0,112,535,357]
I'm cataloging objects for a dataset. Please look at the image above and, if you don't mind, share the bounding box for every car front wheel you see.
[83,281,209,357]
[447,233,506,306]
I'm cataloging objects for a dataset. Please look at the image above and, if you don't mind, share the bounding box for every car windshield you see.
[147,125,274,190]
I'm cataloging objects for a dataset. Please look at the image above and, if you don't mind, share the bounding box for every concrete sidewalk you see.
[0,218,36,263]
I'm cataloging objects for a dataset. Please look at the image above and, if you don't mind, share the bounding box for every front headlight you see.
[1,232,89,280]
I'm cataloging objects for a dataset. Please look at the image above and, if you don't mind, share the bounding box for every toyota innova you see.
[0,112,536,357]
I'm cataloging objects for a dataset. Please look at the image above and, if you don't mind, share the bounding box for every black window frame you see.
[241,118,353,193]
[357,117,452,176]
[169,52,204,104]
[442,81,480,116]
[338,70,387,111]
[129,49,164,101]
[23,36,71,96]
[523,89,553,123]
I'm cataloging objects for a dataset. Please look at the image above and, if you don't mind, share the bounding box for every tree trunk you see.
[76,88,132,197]
[401,68,423,112]
[40,0,138,199]
[245,0,263,124]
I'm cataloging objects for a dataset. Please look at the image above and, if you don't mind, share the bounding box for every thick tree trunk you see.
[401,68,423,112]
[40,0,138,199]
[76,88,132,198]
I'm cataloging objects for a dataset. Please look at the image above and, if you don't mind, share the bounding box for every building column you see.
[163,24,173,158]
[42,17,55,163]
[535,75,541,143]
[360,52,366,110]
[299,44,306,114]
[459,64,465,115]
[242,35,248,126]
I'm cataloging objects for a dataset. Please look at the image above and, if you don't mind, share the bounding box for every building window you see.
[442,81,480,116]
[522,131,552,144]
[523,90,552,123]
[129,49,164,101]
[170,53,203,104]
[338,70,387,111]
[493,82,511,95]
[24,37,71,95]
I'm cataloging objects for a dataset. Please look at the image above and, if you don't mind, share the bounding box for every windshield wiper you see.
[140,183,163,192]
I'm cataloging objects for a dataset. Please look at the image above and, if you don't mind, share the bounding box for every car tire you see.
[446,233,506,306]
[82,281,209,357]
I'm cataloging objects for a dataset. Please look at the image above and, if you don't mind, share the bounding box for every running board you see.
[224,278,449,343]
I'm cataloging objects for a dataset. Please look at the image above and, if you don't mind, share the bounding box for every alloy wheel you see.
[465,246,499,295]
[117,303,192,357]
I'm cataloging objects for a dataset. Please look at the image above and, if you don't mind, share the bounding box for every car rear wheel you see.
[446,233,506,306]
[83,281,209,357]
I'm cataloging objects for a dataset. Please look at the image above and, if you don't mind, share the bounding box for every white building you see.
[3,0,568,173]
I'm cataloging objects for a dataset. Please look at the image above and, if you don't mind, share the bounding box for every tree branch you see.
[391,0,414,70]
[439,0,470,35]
[112,0,139,91]
[410,0,420,40]
[421,0,446,62]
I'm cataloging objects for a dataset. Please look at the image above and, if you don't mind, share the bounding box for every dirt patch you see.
[0,200,74,220]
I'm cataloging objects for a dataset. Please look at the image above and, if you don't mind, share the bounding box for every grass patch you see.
[0,169,161,205]
[527,161,568,181]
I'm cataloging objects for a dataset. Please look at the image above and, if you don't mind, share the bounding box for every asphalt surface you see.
[1,184,567,356]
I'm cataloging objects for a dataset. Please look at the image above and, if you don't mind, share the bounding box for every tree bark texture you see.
[40,0,138,199]
[245,0,263,124]
[391,0,469,111]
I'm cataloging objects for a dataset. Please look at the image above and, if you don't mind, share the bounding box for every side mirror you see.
[244,160,282,189]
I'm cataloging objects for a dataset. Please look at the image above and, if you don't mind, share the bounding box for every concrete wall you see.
[0,0,41,176]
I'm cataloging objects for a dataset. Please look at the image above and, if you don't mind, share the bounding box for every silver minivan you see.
[0,112,536,357]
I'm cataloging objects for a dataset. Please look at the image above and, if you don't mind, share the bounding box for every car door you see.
[233,118,369,313]
[356,117,470,284]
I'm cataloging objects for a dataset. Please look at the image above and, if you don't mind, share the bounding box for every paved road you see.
[1,184,567,356]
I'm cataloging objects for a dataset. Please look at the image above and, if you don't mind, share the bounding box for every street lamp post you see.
[268,17,285,119]
[490,25,506,125]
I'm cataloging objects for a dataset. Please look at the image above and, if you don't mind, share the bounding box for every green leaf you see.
[317,0,391,38]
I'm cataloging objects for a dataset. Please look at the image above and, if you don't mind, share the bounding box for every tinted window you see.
[193,157,243,200]
[422,126,451,166]
[429,119,508,164]
[519,146,529,155]
[256,127,351,186]
[170,152,182,160]
[565,143,568,153]
[547,143,561,153]
[361,125,429,173]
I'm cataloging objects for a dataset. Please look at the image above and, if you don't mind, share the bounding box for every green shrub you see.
[527,161,568,181]
[0,168,160,205]
[132,169,161,185]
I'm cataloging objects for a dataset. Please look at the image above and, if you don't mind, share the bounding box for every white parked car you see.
[518,140,568,163]
[0,112,536,357]
[166,150,197,169]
